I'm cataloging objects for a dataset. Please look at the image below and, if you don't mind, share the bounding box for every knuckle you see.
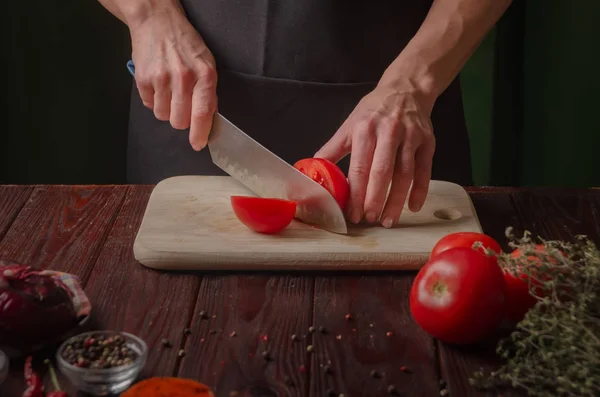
[193,104,214,120]
[176,66,195,86]
[196,64,217,86]
[349,162,370,179]
[372,162,394,180]
[152,69,170,87]
[381,118,401,136]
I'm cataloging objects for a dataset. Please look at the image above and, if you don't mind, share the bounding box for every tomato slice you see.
[293,158,349,210]
[231,196,296,234]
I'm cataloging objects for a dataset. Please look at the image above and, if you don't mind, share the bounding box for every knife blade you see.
[126,60,348,234]
[208,113,348,234]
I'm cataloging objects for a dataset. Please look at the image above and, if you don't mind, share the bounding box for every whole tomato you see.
[430,232,502,260]
[410,247,506,345]
[502,244,566,324]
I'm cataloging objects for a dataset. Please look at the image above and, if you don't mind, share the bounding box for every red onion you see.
[0,261,79,351]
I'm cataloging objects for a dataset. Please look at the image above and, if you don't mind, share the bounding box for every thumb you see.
[314,129,351,164]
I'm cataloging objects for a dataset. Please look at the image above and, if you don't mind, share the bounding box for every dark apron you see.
[126,0,473,186]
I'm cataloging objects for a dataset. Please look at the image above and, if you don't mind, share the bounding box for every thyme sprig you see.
[470,227,600,397]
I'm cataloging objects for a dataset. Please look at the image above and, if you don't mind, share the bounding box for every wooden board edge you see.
[132,247,429,271]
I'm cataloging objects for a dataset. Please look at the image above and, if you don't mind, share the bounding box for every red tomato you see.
[410,247,506,345]
[293,158,349,210]
[502,244,564,324]
[230,196,296,234]
[430,232,502,260]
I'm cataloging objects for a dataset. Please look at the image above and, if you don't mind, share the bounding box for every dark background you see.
[2,0,599,187]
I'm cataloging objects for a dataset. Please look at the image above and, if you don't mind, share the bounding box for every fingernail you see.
[410,201,423,212]
[382,217,394,229]
[350,208,361,224]
[365,211,377,223]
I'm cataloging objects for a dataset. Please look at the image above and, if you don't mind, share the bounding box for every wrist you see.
[378,57,440,115]
[121,0,186,31]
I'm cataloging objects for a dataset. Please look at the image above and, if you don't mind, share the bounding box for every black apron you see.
[126,0,473,186]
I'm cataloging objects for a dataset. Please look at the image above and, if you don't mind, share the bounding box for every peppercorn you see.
[61,333,138,369]
[306,345,314,353]
[318,326,327,334]
[308,326,315,333]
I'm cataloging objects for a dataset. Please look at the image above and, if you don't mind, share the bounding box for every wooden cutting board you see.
[133,176,482,271]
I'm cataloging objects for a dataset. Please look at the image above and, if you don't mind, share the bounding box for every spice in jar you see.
[61,333,138,369]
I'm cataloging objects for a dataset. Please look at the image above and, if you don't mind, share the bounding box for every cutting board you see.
[133,176,482,271]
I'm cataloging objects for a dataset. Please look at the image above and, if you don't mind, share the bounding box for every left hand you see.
[315,82,435,228]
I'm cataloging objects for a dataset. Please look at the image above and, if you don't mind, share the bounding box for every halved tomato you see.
[231,196,296,234]
[293,158,349,210]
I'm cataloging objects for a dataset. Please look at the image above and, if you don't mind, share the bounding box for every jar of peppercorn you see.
[56,330,147,396]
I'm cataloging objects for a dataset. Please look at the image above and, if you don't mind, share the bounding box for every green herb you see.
[470,228,600,396]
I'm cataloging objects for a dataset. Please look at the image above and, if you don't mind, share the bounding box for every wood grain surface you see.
[1,185,598,397]
[310,274,439,397]
[133,176,483,271]
[178,275,314,397]
[0,186,33,240]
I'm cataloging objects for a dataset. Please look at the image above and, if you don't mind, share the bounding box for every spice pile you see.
[61,333,138,369]
[470,228,600,396]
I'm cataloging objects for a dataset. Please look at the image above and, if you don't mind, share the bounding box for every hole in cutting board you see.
[433,208,462,221]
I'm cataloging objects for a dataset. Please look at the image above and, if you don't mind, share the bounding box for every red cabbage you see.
[0,261,79,352]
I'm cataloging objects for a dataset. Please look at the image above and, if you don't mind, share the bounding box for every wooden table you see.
[1,185,599,397]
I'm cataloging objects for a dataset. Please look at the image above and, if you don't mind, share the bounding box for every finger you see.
[346,124,376,224]
[189,79,217,151]
[380,141,416,228]
[152,71,172,121]
[170,68,194,130]
[314,122,351,164]
[136,80,155,109]
[363,127,401,225]
[408,135,434,212]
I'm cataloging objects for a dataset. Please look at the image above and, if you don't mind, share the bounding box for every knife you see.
[126,60,348,234]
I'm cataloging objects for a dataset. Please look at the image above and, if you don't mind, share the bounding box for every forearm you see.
[380,0,512,110]
[96,0,185,29]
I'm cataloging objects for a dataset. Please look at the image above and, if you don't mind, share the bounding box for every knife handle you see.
[126,60,136,77]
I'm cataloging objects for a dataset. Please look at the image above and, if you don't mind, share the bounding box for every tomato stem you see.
[432,280,447,297]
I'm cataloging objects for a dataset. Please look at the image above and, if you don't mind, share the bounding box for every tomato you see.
[410,247,506,345]
[230,196,296,234]
[293,158,349,210]
[502,244,565,324]
[430,232,502,260]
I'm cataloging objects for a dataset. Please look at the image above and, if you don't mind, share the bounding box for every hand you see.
[315,82,435,228]
[129,7,217,150]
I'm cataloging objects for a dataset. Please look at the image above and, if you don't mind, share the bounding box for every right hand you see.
[129,7,217,151]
